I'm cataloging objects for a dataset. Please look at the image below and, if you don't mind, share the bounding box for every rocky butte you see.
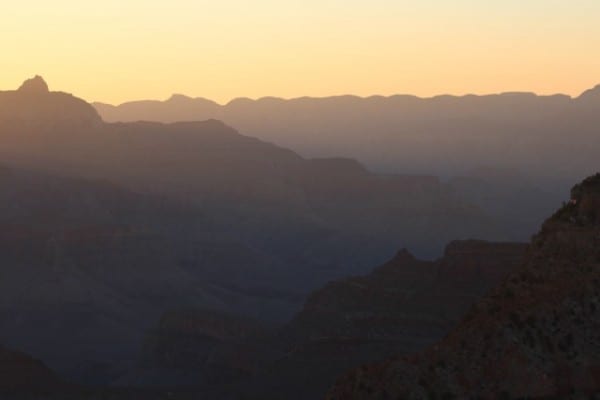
[327,173,600,399]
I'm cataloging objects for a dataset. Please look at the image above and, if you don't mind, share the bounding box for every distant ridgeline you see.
[0,76,519,263]
[0,76,597,400]
[94,84,600,185]
[0,77,528,386]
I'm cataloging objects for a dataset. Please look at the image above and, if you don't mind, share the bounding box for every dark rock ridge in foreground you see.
[327,173,600,399]
[0,345,64,394]
[285,240,527,346]
[133,240,526,399]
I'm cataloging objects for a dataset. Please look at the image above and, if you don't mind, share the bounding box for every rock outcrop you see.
[17,75,49,93]
[0,345,64,393]
[117,308,271,389]
[327,173,600,399]
[284,240,526,346]
[1,76,101,127]
[231,240,526,399]
[120,240,526,399]
[570,173,600,224]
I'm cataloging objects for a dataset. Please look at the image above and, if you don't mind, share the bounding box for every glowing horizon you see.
[2,0,600,104]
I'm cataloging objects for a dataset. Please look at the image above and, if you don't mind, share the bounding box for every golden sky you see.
[1,0,599,104]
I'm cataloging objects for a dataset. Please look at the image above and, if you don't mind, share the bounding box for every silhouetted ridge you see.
[0,77,101,126]
[551,173,600,225]
[390,248,416,263]
[327,172,600,399]
[578,84,600,101]
[0,345,65,392]
[17,75,49,94]
[571,172,600,198]
[94,84,600,188]
[167,94,192,102]
[248,240,526,399]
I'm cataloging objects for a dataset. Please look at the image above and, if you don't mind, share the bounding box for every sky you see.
[1,0,599,104]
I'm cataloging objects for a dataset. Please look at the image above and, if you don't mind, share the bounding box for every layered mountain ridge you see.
[95,81,580,240]
[0,164,303,383]
[131,240,526,399]
[0,77,582,398]
[94,84,600,185]
[0,77,525,387]
[327,173,600,399]
[0,77,507,265]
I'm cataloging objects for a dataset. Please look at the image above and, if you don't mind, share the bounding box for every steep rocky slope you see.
[0,345,64,394]
[116,308,272,390]
[327,173,600,399]
[285,240,526,347]
[241,241,526,400]
[132,240,525,399]
[0,166,295,384]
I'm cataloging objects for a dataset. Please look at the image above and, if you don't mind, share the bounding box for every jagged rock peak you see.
[550,172,600,226]
[571,172,600,198]
[326,173,600,399]
[391,248,416,262]
[168,93,192,102]
[17,75,49,94]
[571,172,600,225]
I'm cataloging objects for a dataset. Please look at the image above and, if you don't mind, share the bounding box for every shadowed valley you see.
[0,77,596,399]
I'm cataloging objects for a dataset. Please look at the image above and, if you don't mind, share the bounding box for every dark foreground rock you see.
[327,173,600,399]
